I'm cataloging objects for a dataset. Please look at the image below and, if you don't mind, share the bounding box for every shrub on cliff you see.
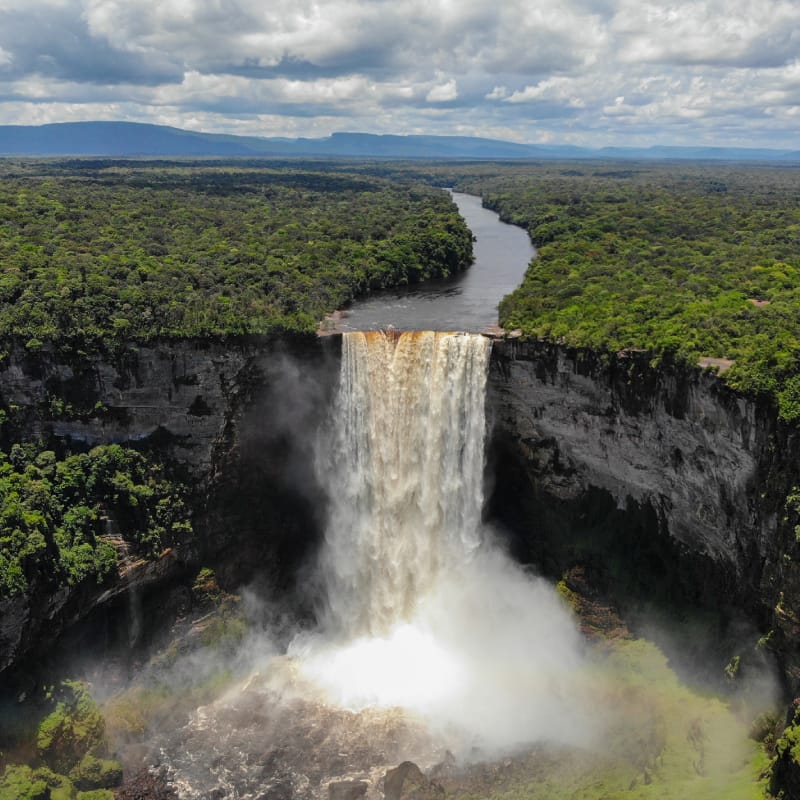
[68,755,122,790]
[0,444,192,598]
[0,765,48,800]
[770,705,800,798]
[36,681,107,773]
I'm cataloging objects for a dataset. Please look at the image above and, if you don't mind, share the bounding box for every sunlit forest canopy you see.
[416,162,800,412]
[0,160,473,351]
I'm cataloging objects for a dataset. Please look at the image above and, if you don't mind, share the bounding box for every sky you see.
[0,0,798,148]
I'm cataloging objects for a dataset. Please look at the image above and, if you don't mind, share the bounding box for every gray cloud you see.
[0,0,797,146]
[0,4,182,85]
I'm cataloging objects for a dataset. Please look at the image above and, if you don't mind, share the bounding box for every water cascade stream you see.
[293,330,590,744]
[317,330,491,636]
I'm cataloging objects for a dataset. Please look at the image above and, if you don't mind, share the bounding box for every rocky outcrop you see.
[487,339,800,645]
[383,762,443,800]
[0,338,270,471]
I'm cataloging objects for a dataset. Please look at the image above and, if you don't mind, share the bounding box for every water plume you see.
[292,330,595,755]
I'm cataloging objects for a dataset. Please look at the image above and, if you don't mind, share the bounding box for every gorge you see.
[0,178,796,799]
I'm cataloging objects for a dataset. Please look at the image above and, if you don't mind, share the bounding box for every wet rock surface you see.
[151,666,444,800]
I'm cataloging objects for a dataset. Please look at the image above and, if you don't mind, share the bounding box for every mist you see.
[90,330,779,799]
[286,330,598,757]
[293,543,596,756]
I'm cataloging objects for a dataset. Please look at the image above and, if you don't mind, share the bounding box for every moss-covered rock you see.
[771,704,800,798]
[0,765,49,800]
[75,791,114,800]
[36,681,106,773]
[68,755,122,791]
[35,767,77,800]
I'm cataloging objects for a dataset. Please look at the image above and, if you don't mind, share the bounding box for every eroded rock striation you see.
[3,333,800,696]
[0,335,338,676]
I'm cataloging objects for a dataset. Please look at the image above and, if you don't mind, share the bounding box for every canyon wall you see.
[3,334,799,690]
[488,339,800,687]
[0,335,339,676]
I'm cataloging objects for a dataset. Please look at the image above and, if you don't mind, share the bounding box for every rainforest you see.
[1,158,800,800]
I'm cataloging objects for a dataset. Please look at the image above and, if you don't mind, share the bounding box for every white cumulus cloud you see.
[0,0,797,146]
[426,79,458,102]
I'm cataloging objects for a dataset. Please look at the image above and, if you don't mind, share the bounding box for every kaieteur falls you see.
[139,330,769,798]
[293,330,591,749]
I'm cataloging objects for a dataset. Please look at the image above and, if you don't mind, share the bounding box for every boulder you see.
[383,762,444,800]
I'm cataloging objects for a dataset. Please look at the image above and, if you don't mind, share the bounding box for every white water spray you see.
[293,330,594,753]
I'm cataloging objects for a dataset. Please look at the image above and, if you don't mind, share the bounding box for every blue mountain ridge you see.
[0,121,797,161]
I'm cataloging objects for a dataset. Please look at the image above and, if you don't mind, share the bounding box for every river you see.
[335,191,535,333]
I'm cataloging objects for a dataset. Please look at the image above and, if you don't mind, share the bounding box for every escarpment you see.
[2,334,800,696]
[488,339,800,690]
[0,335,339,676]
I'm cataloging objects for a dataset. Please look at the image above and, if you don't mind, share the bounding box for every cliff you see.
[487,339,800,687]
[0,335,338,677]
[0,339,258,470]
[3,333,800,694]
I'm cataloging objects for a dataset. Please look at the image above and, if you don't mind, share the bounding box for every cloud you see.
[613,0,800,68]
[0,4,182,86]
[426,79,458,103]
[485,86,507,100]
[0,0,797,146]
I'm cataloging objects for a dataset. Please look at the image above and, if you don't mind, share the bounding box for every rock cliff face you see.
[3,333,799,691]
[0,339,257,470]
[487,339,800,676]
[0,335,339,677]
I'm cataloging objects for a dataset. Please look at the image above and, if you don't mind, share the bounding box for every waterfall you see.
[317,330,492,637]
[296,328,588,749]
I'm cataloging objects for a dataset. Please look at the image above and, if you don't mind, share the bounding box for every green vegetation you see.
[0,765,49,800]
[37,681,107,773]
[1,681,120,800]
[443,163,800,403]
[771,705,800,798]
[0,161,472,350]
[0,443,192,597]
[445,638,770,800]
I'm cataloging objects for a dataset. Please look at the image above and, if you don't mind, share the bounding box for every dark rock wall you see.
[3,332,800,695]
[487,339,800,687]
[0,335,340,677]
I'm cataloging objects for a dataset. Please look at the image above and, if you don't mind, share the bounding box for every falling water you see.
[156,330,595,797]
[316,330,492,637]
[293,329,591,750]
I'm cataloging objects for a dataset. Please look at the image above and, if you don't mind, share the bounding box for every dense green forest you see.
[436,163,800,414]
[0,160,473,351]
[0,160,472,601]
[0,442,191,597]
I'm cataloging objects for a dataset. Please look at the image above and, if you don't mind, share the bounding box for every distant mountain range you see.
[0,121,798,162]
